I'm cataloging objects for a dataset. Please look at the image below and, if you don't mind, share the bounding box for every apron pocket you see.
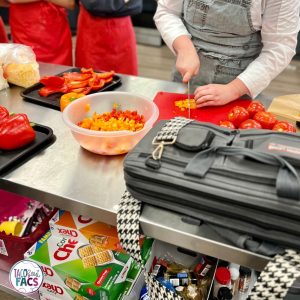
[213,63,244,84]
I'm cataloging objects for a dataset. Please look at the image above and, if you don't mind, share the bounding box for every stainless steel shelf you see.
[0,63,269,298]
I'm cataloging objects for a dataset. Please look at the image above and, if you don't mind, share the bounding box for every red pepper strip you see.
[0,113,36,150]
[67,80,89,89]
[40,76,65,88]
[69,86,93,95]
[80,68,94,74]
[105,76,113,84]
[63,72,92,81]
[95,71,115,79]
[39,85,69,97]
[88,77,106,90]
[0,105,9,122]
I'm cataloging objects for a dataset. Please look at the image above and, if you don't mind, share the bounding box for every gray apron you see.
[173,0,263,86]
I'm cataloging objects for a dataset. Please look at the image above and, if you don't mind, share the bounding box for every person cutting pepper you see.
[154,0,300,108]
[7,0,75,65]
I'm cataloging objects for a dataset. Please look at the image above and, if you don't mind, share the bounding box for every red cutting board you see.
[153,92,252,125]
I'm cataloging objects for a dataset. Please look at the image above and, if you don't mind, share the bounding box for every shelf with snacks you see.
[0,62,274,298]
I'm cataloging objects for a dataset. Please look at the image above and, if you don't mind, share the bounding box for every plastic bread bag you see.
[0,43,40,88]
[0,66,9,91]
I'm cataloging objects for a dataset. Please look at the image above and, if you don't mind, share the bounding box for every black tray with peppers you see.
[21,67,122,111]
[0,124,55,175]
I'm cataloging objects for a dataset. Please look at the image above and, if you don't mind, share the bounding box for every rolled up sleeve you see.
[154,0,191,55]
[238,0,300,98]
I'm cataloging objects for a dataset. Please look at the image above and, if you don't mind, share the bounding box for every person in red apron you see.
[9,0,74,65]
[0,16,9,43]
[76,4,138,75]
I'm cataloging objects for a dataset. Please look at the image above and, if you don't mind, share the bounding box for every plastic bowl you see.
[62,92,159,155]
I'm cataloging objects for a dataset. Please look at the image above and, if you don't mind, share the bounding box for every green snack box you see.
[25,232,141,300]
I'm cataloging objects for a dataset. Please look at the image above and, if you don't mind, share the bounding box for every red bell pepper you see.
[40,76,65,88]
[88,77,106,91]
[39,85,69,97]
[63,72,92,81]
[69,86,93,95]
[0,113,36,150]
[81,68,94,74]
[0,105,9,122]
[67,80,89,90]
[95,71,115,79]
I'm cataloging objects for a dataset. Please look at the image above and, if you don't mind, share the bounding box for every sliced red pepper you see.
[0,113,36,150]
[39,85,69,97]
[88,77,106,90]
[63,72,92,81]
[67,80,89,90]
[95,71,115,79]
[69,86,93,95]
[81,68,94,74]
[40,76,65,88]
[105,76,113,84]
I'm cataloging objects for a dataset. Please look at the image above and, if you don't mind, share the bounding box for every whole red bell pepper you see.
[0,113,36,150]
[0,105,9,122]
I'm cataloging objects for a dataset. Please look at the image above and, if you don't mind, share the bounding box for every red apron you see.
[9,2,72,65]
[76,5,138,75]
[0,17,8,43]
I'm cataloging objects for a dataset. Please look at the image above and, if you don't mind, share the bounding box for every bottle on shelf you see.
[237,267,251,296]
[213,267,231,298]
[229,265,240,296]
[218,287,233,300]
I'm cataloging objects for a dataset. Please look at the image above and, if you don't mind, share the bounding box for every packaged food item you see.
[238,267,251,295]
[0,66,8,91]
[25,232,141,299]
[194,255,215,279]
[49,210,152,264]
[0,43,40,88]
[229,264,240,296]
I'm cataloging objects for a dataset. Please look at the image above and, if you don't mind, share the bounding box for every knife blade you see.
[187,81,191,119]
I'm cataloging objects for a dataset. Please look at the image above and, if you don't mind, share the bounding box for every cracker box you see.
[25,232,141,300]
[49,210,154,264]
[49,211,124,252]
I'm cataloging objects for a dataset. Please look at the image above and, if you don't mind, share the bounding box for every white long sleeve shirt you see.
[154,0,300,98]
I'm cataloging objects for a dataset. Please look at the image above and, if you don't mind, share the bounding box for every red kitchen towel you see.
[153,92,251,125]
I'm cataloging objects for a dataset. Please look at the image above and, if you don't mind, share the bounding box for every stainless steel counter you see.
[0,63,269,278]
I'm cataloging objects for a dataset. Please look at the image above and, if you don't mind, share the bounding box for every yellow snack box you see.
[49,210,123,252]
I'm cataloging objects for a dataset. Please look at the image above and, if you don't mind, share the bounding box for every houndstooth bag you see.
[117,117,300,299]
[117,190,300,300]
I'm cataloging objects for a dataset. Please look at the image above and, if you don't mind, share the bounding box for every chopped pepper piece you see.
[60,92,85,112]
[39,85,69,97]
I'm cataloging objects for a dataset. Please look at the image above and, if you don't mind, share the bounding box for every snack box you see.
[39,279,90,300]
[25,232,141,299]
[49,210,153,264]
[49,211,124,252]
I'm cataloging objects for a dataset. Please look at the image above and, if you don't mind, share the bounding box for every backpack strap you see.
[249,249,300,299]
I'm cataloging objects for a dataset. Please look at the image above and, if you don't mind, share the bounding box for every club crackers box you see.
[25,232,141,299]
[49,210,153,264]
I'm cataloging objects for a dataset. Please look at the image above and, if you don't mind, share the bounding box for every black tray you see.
[21,68,122,111]
[0,124,55,175]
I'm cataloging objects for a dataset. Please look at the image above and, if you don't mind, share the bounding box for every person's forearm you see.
[227,78,250,98]
[172,35,194,55]
[47,0,75,9]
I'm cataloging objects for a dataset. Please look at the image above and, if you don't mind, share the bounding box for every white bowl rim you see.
[62,91,159,137]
